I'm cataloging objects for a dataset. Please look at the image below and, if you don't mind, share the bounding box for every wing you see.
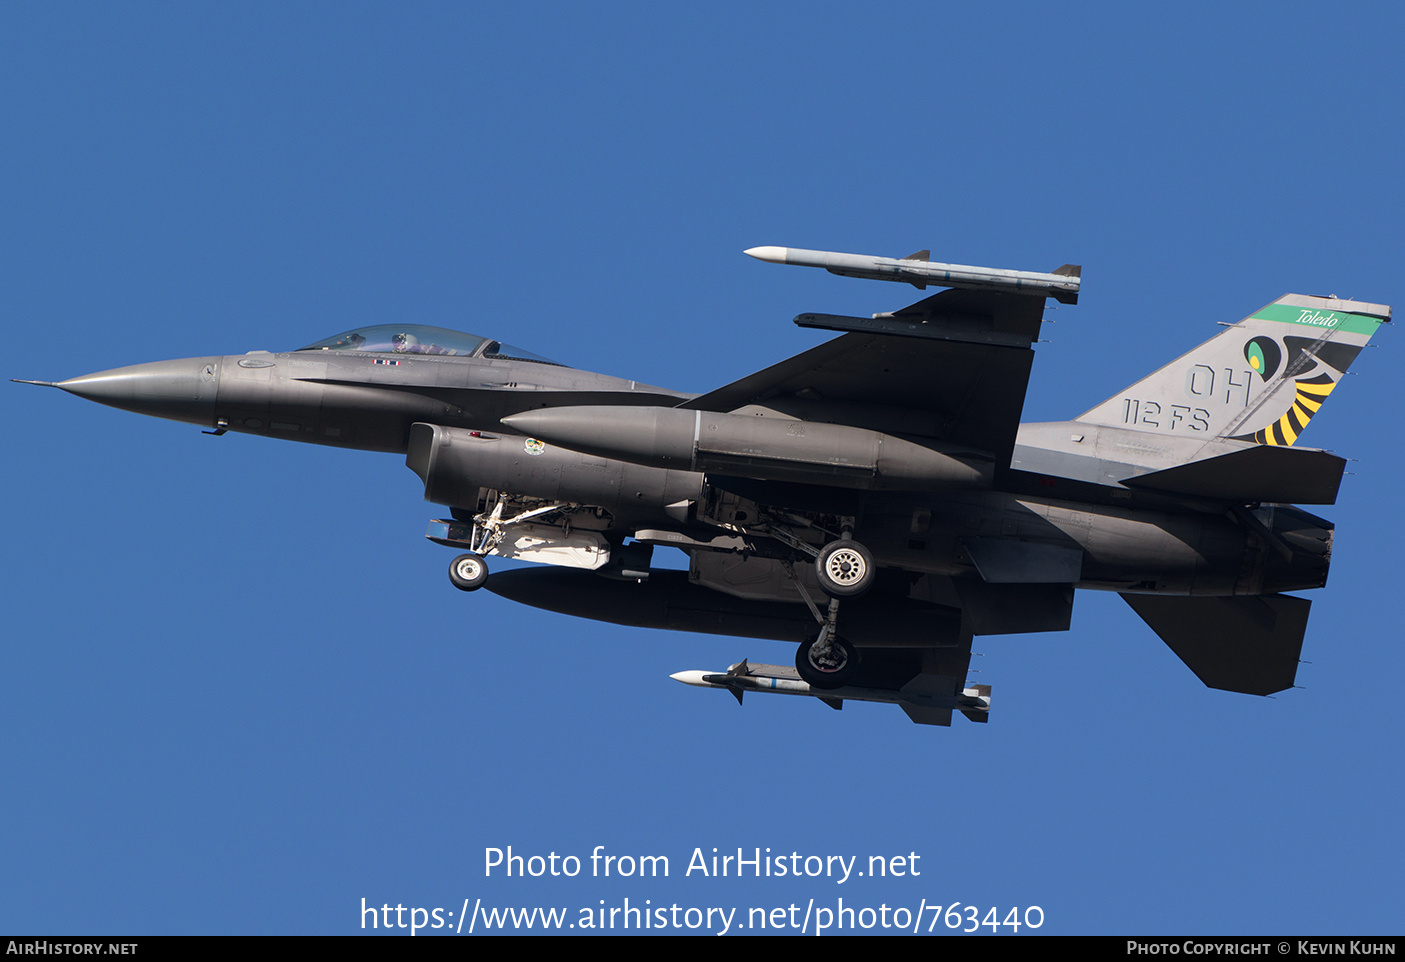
[678,289,1048,466]
[480,291,1054,726]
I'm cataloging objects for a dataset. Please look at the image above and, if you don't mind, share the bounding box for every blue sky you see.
[3,3,1402,935]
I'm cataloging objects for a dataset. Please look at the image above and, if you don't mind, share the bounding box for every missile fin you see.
[900,703,954,727]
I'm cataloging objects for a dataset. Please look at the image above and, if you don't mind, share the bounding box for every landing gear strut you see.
[781,560,861,689]
[740,518,876,689]
[435,491,583,593]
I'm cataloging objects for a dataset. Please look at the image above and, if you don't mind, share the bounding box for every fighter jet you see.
[16,247,1388,726]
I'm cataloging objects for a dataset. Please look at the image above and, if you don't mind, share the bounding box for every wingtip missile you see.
[744,245,1081,303]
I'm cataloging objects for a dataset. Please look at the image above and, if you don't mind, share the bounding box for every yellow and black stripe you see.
[1250,374,1336,446]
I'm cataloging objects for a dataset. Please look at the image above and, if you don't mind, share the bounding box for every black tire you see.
[795,634,859,690]
[448,553,489,591]
[814,540,874,597]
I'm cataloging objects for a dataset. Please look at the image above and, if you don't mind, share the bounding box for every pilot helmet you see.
[391,332,420,352]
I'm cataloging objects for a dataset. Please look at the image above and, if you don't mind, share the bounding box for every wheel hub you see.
[807,640,849,673]
[825,549,865,585]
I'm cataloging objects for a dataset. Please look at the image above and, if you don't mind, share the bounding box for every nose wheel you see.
[448,552,489,591]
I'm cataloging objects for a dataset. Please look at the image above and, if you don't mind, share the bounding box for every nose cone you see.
[56,357,221,427]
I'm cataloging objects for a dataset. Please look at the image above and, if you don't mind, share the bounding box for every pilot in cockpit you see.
[392,331,455,354]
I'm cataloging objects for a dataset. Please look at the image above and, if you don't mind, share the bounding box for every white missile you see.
[744,245,1080,303]
[670,661,991,723]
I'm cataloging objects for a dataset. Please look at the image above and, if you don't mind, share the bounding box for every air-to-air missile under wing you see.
[17,247,1389,727]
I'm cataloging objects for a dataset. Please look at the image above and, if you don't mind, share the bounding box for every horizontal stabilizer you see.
[1122,445,1347,505]
[1120,593,1310,695]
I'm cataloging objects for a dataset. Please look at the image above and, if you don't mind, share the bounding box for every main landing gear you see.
[795,631,859,689]
[780,533,873,690]
[814,539,874,597]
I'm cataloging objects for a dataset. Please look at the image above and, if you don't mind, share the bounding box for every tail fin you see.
[1076,294,1389,445]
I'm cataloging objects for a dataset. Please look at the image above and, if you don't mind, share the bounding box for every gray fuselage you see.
[45,341,1328,600]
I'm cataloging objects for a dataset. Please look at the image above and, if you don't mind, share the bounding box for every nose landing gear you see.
[448,552,489,591]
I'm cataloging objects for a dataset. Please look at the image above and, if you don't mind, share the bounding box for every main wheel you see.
[815,540,874,597]
[448,553,489,591]
[795,634,859,689]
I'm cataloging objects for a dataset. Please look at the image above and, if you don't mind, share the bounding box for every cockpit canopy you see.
[296,324,558,364]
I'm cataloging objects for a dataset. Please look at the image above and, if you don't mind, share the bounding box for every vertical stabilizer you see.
[1076,295,1388,445]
